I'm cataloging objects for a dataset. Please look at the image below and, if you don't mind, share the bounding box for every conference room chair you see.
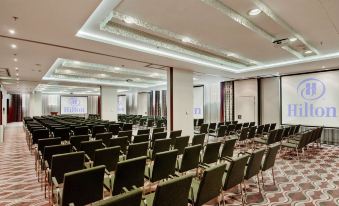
[92,187,142,206]
[48,152,85,201]
[281,127,291,140]
[294,125,301,134]
[243,122,249,128]
[191,134,206,147]
[137,128,150,135]
[235,123,243,133]
[243,148,266,195]
[197,119,204,127]
[149,139,171,160]
[35,138,62,179]
[254,129,278,148]
[92,125,107,138]
[200,142,221,167]
[122,123,133,131]
[173,136,190,155]
[189,163,226,206]
[169,130,182,145]
[69,135,90,151]
[208,123,217,134]
[125,142,149,160]
[219,138,237,160]
[262,124,270,135]
[255,125,264,137]
[249,122,255,127]
[281,131,311,160]
[150,131,167,148]
[145,150,178,190]
[118,130,133,142]
[108,124,121,136]
[79,140,105,162]
[52,127,70,142]
[31,128,50,148]
[225,124,236,136]
[139,118,147,128]
[42,144,72,183]
[92,146,120,173]
[232,121,238,125]
[217,122,225,128]
[269,123,277,132]
[195,123,208,135]
[95,132,113,146]
[147,119,154,128]
[209,125,227,141]
[237,127,249,147]
[133,134,149,144]
[152,127,165,137]
[57,165,105,206]
[155,119,165,128]
[247,126,257,144]
[177,145,201,175]
[274,128,284,144]
[261,143,280,186]
[143,174,193,206]
[111,156,147,195]
[109,136,129,155]
[73,126,89,136]
[222,154,250,206]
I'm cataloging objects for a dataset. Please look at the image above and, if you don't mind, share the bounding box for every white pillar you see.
[29,92,42,116]
[137,92,148,116]
[100,86,117,121]
[167,68,194,136]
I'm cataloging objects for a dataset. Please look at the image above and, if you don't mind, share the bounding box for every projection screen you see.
[60,96,88,114]
[281,71,339,127]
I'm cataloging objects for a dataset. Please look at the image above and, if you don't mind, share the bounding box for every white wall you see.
[1,87,7,126]
[137,92,148,115]
[101,86,117,121]
[203,82,221,123]
[168,69,194,136]
[29,92,42,117]
[234,79,258,124]
[261,77,280,125]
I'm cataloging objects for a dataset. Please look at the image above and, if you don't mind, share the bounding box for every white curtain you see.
[88,96,99,115]
[21,94,30,118]
[42,95,60,115]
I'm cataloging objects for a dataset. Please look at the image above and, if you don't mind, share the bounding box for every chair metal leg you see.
[257,174,261,194]
[271,167,276,185]
[261,170,265,187]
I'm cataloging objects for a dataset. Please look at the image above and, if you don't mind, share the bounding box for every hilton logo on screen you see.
[288,78,336,117]
[64,97,85,113]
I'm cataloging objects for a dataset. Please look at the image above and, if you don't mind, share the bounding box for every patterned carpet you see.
[0,123,338,205]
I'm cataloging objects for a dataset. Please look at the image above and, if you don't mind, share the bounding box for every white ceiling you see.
[0,0,339,93]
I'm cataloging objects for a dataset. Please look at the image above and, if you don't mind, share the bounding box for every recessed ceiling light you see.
[13,58,18,62]
[124,16,136,24]
[15,67,18,71]
[114,67,121,71]
[248,8,262,16]
[74,61,80,64]
[16,78,19,81]
[182,37,192,43]
[193,77,199,81]
[289,37,297,42]
[305,50,313,54]
[150,73,159,77]
[16,73,19,76]
[11,44,17,49]
[227,53,237,57]
[322,66,326,69]
[8,29,15,35]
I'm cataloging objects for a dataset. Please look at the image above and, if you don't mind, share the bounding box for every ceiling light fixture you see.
[322,66,326,69]
[15,67,18,71]
[114,67,121,71]
[289,37,297,42]
[305,50,313,54]
[16,78,19,81]
[182,37,192,43]
[124,16,136,24]
[248,8,262,16]
[16,73,19,76]
[9,29,16,34]
[74,61,80,64]
[193,77,199,81]
[11,44,17,49]
[13,58,18,62]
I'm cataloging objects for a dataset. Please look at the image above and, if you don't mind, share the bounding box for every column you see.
[100,86,117,121]
[29,91,42,116]
[167,68,194,136]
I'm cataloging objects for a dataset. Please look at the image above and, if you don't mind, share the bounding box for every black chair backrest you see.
[43,144,72,169]
[118,130,133,142]
[225,124,235,135]
[169,130,182,139]
[197,119,204,126]
[122,123,133,131]
[152,132,167,143]
[70,135,90,150]
[150,150,178,182]
[261,143,280,171]
[174,136,190,155]
[109,136,129,154]
[202,142,221,164]
[137,129,150,135]
[282,127,290,138]
[199,124,208,134]
[32,129,50,144]
[112,156,146,195]
[220,138,237,158]
[151,139,171,160]
[73,126,89,136]
[263,124,270,133]
[109,124,121,136]
[133,134,149,143]
[38,138,61,153]
[223,154,249,191]
[235,123,242,131]
[249,122,255,127]
[288,125,296,136]
[243,122,249,128]
[256,125,264,135]
[62,165,105,206]
[247,126,257,140]
[267,129,278,145]
[192,134,205,147]
[179,145,201,173]
[216,125,227,137]
[53,128,70,141]
[51,151,85,183]
[238,127,249,141]
[274,128,284,142]
[244,148,266,180]
[93,146,120,172]
[208,123,216,131]
[95,132,113,146]
[92,125,106,137]
[80,140,104,160]
[294,125,301,134]
[151,175,193,206]
[269,123,277,131]
[195,163,226,206]
[126,142,149,160]
[93,188,142,206]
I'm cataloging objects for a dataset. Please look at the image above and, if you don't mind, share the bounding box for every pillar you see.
[100,86,117,121]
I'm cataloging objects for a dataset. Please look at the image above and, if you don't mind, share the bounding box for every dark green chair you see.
[109,137,129,155]
[58,165,105,206]
[149,139,171,160]
[243,148,266,194]
[73,126,89,136]
[133,134,149,143]
[43,144,72,172]
[146,150,178,183]
[169,130,182,145]
[53,128,70,141]
[219,138,237,160]
[70,135,90,150]
[152,127,165,137]
[144,174,193,206]
[118,130,133,142]
[93,146,120,172]
[201,142,221,165]
[173,136,190,155]
[93,188,142,206]
[254,129,278,146]
[192,134,205,147]
[126,142,149,160]
[111,156,147,195]
[80,140,104,161]
[95,132,113,146]
[92,125,107,138]
[151,132,167,147]
[137,129,150,135]
[36,138,61,176]
[189,163,226,206]
[177,145,201,174]
[261,143,280,186]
